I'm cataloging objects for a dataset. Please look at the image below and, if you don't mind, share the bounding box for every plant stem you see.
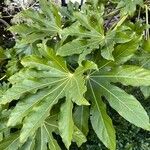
[111,15,128,31]
[145,5,149,40]
[137,6,141,21]
[104,9,120,19]
[0,19,10,27]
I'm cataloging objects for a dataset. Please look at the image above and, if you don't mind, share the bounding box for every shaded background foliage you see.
[0,0,150,150]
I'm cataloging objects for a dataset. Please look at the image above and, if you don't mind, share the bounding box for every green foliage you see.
[0,0,150,150]
[114,0,143,16]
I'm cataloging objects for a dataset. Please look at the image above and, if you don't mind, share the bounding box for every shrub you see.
[0,0,150,150]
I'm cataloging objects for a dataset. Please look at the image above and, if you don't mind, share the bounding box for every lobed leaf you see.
[88,80,116,150]
[90,78,150,130]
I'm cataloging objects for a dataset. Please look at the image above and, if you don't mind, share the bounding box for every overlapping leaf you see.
[115,0,143,16]
[1,1,150,150]
[87,80,116,150]
[73,106,89,136]
[89,66,150,130]
[0,44,91,149]
[9,0,62,55]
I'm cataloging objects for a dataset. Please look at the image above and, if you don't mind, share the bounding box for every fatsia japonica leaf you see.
[0,132,21,150]
[89,73,150,130]
[19,86,64,143]
[1,45,89,106]
[58,6,140,62]
[2,44,93,148]
[88,80,116,150]
[73,106,89,136]
[116,0,143,16]
[9,0,62,55]
[7,88,57,126]
[96,65,150,86]
[72,126,87,147]
[35,125,60,150]
[21,137,35,150]
[1,0,150,149]
[58,98,74,149]
[57,8,105,61]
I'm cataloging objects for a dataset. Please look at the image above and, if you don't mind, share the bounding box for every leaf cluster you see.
[0,0,150,150]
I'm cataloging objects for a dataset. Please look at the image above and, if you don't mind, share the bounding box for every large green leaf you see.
[113,39,141,64]
[93,65,150,86]
[89,77,150,130]
[57,9,104,61]
[1,45,89,106]
[116,0,143,16]
[88,80,116,150]
[3,45,91,147]
[9,0,62,56]
[20,85,64,143]
[7,89,56,126]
